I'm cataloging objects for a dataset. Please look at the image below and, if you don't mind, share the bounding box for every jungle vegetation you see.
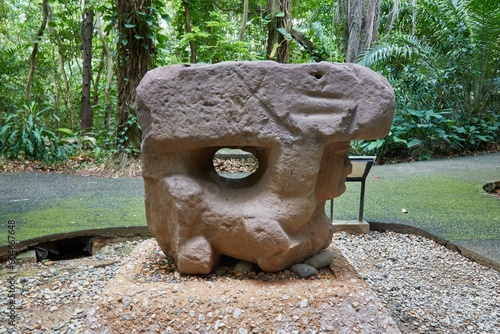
[0,0,498,165]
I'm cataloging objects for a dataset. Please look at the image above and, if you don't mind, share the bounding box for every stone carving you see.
[136,61,394,274]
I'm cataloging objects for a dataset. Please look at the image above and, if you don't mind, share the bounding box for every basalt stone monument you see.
[136,61,395,274]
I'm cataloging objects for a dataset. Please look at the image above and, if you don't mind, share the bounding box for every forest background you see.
[0,0,498,169]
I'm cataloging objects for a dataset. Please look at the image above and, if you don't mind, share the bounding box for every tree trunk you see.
[56,37,74,128]
[116,0,154,150]
[266,0,278,59]
[25,0,49,101]
[266,0,291,63]
[360,0,380,53]
[411,0,417,36]
[239,0,249,41]
[276,0,291,63]
[95,13,113,131]
[51,45,60,128]
[183,0,197,63]
[81,8,94,134]
[342,0,381,63]
[386,0,400,35]
[345,0,362,62]
[46,2,73,127]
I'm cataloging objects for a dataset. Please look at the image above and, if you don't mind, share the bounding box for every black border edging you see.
[369,222,500,272]
[0,226,152,262]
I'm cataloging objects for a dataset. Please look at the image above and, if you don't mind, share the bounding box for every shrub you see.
[353,108,499,160]
[0,102,73,163]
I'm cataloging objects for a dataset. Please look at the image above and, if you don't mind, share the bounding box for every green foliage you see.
[114,113,141,156]
[56,128,98,157]
[357,0,500,160]
[0,102,72,163]
[0,0,497,165]
[353,108,499,160]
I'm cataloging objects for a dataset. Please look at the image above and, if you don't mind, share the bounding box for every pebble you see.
[233,260,256,273]
[290,263,317,278]
[304,249,334,269]
[233,307,242,319]
[212,265,229,276]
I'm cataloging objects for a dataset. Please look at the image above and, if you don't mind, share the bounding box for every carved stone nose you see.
[136,61,395,274]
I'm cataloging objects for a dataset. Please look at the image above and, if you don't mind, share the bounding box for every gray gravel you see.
[332,231,500,334]
[1,232,499,333]
[0,241,139,334]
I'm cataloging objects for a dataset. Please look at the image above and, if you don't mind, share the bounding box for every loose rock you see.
[304,249,334,269]
[290,263,318,279]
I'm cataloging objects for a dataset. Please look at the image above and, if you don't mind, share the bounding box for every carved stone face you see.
[137,61,394,274]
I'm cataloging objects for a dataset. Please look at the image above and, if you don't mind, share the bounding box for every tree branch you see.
[289,28,324,62]
[210,0,237,12]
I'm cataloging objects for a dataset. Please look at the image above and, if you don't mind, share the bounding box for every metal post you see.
[330,198,334,222]
[359,179,366,222]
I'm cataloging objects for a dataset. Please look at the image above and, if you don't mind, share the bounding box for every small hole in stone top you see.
[213,148,259,179]
[311,71,324,80]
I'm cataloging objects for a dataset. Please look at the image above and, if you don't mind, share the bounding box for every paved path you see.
[1,153,498,269]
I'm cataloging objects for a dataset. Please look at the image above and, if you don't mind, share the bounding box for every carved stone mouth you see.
[301,90,345,100]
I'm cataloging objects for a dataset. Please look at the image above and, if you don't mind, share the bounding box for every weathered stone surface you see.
[136,61,394,274]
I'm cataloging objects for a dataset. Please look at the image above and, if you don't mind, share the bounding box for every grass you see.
[329,173,499,242]
[1,194,145,244]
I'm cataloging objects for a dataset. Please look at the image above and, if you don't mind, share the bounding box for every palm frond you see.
[358,34,438,71]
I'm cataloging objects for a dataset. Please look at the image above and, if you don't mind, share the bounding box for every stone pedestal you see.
[136,61,394,274]
[84,240,401,333]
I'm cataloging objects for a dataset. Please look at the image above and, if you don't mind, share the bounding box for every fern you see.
[359,34,439,74]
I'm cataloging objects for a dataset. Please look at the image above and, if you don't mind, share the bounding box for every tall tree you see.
[266,0,292,63]
[116,0,155,149]
[183,0,197,63]
[276,0,291,63]
[25,0,49,101]
[81,3,94,134]
[95,13,113,131]
[337,0,381,62]
[266,0,278,59]
[239,0,249,42]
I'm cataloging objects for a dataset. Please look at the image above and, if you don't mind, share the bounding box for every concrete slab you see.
[331,220,370,234]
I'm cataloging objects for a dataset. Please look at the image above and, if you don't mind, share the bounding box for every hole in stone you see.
[311,71,324,80]
[213,148,259,179]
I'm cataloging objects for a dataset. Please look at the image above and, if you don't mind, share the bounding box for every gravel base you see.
[1,232,498,333]
[332,231,500,334]
[0,241,140,334]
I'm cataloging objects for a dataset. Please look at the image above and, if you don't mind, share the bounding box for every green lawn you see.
[329,174,499,241]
